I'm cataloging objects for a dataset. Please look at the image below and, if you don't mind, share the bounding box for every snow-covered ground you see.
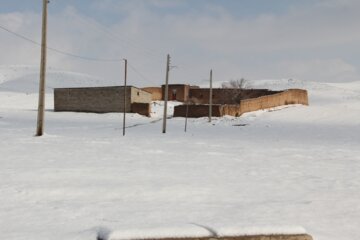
[0,66,359,240]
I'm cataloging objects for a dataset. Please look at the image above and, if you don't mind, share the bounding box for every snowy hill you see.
[0,65,116,93]
[0,65,360,240]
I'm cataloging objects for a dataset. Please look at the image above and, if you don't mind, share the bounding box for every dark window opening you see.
[172,89,177,100]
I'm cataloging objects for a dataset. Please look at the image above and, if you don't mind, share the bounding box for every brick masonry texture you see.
[174,89,308,118]
[54,86,152,114]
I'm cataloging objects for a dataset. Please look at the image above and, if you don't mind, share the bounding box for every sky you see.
[1,0,360,87]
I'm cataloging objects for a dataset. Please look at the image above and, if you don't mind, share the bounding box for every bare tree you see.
[221,78,248,89]
[220,78,250,104]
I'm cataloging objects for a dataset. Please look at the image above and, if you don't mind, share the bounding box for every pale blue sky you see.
[1,0,359,85]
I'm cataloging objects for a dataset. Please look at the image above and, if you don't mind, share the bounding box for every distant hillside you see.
[208,78,329,91]
[2,65,360,100]
[0,65,117,93]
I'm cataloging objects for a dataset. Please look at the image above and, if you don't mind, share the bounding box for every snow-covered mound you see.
[0,65,116,93]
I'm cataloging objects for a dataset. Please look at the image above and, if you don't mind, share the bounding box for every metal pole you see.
[209,69,213,123]
[123,59,127,136]
[36,0,48,136]
[162,54,170,134]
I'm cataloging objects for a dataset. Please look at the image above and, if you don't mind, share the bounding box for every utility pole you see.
[209,69,213,123]
[123,59,127,136]
[162,54,170,134]
[184,96,189,132]
[36,0,48,136]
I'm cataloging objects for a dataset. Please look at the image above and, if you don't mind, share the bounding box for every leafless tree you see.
[221,78,248,89]
[220,78,250,103]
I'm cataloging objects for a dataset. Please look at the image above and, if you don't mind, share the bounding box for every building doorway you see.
[172,89,177,100]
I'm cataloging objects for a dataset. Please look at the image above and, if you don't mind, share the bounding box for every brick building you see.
[54,86,152,114]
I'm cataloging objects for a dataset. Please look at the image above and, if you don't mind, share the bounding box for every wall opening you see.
[172,89,177,100]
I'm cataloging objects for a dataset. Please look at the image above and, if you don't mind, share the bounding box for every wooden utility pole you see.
[36,0,48,136]
[184,97,189,132]
[123,59,127,136]
[162,54,170,134]
[209,69,213,123]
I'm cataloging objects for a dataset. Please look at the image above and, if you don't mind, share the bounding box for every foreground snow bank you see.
[102,225,307,240]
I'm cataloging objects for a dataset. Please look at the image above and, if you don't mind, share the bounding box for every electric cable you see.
[1,23,204,85]
[0,24,123,62]
[73,14,165,61]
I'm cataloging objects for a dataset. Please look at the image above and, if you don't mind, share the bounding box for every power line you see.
[0,24,123,62]
[1,22,163,86]
[0,23,203,85]
[47,46,122,62]
[74,14,165,61]
[0,23,164,85]
[128,62,149,83]
[71,12,204,75]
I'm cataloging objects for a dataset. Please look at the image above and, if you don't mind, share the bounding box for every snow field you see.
[0,67,360,240]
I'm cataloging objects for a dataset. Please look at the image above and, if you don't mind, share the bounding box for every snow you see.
[106,225,307,240]
[0,66,360,240]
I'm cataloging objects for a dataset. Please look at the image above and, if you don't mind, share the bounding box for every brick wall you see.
[131,103,151,117]
[238,89,308,114]
[174,89,308,118]
[162,84,190,102]
[189,88,281,104]
[174,104,222,117]
[54,86,152,113]
[131,87,154,103]
[142,87,162,101]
